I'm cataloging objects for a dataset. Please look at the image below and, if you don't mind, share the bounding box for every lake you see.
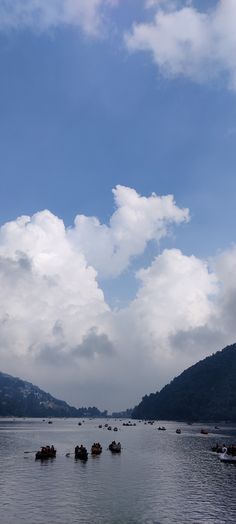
[0,418,236,523]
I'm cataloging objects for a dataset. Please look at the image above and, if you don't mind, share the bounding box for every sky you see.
[1,0,236,411]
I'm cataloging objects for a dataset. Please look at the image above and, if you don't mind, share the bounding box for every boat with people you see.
[35,445,56,460]
[176,428,181,434]
[109,441,121,453]
[200,428,208,435]
[219,445,236,463]
[91,442,102,455]
[74,444,88,460]
[158,426,166,431]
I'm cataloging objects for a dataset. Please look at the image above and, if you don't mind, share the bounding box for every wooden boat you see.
[158,426,166,431]
[176,428,181,434]
[35,446,56,460]
[200,429,208,435]
[91,443,102,455]
[74,445,88,460]
[109,441,121,453]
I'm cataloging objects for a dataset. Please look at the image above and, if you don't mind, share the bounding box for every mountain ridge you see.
[132,342,236,422]
[0,371,107,418]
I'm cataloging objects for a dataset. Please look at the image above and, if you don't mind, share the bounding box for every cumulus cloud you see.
[125,0,236,90]
[0,0,113,36]
[0,186,188,364]
[0,210,109,360]
[130,249,218,340]
[1,186,236,410]
[69,185,189,277]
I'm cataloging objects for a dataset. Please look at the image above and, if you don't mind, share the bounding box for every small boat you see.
[35,446,56,460]
[91,443,102,455]
[113,427,118,432]
[109,441,121,453]
[98,424,102,428]
[78,422,82,426]
[176,428,181,434]
[200,429,208,435]
[107,426,112,431]
[158,426,166,431]
[74,445,88,460]
[219,447,236,463]
[48,421,53,424]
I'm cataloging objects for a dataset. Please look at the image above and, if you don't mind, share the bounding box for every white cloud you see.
[69,185,189,277]
[0,210,109,360]
[0,0,113,36]
[125,0,236,90]
[131,249,217,339]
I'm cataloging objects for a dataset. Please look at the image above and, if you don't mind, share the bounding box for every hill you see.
[132,343,236,422]
[0,372,106,418]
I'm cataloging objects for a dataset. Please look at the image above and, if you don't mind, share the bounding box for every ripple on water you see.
[0,419,236,523]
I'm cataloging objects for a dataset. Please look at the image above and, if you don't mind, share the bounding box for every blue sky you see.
[1,0,236,259]
[1,0,236,409]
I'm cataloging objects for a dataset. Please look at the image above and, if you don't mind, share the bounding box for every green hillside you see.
[132,343,236,422]
[0,372,106,418]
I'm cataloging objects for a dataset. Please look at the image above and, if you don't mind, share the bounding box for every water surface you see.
[0,418,236,523]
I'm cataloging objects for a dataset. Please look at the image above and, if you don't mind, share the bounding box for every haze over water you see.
[0,418,236,524]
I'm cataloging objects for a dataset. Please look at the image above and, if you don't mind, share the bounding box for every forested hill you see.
[132,343,236,422]
[0,372,106,418]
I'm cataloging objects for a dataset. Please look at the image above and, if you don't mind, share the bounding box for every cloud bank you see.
[1,185,236,410]
[125,0,236,90]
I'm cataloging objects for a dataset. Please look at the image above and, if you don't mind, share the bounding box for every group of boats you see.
[101,423,118,431]
[35,440,121,461]
[212,443,236,463]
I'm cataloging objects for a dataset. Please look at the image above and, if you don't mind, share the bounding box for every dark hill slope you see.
[0,372,105,417]
[132,343,236,422]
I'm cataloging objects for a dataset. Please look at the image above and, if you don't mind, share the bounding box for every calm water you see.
[0,418,236,524]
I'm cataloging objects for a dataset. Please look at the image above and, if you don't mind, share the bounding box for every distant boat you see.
[91,443,102,455]
[200,429,208,435]
[109,441,121,453]
[219,447,236,463]
[176,428,181,434]
[35,445,56,460]
[158,426,166,431]
[74,445,88,460]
